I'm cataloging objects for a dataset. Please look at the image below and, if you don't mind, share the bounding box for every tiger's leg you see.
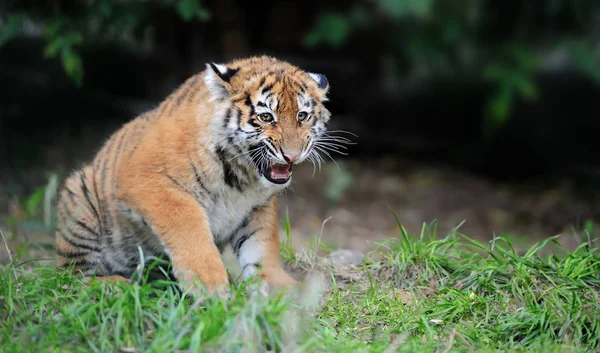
[55,166,104,276]
[120,176,229,298]
[231,197,299,292]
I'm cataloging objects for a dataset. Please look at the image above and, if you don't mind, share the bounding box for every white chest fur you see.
[203,185,273,243]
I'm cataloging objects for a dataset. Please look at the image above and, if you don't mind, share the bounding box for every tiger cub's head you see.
[204,56,334,187]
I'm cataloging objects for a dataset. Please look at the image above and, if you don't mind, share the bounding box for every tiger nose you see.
[283,153,301,163]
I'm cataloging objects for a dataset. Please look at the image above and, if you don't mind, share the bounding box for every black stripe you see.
[256,101,267,108]
[75,220,100,238]
[79,172,101,224]
[216,146,242,191]
[242,263,261,272]
[311,115,318,126]
[67,227,98,243]
[234,107,242,126]
[264,92,273,102]
[89,166,107,244]
[170,76,200,114]
[244,93,255,116]
[228,212,251,241]
[165,173,186,191]
[228,200,271,252]
[64,186,77,201]
[247,118,261,128]
[227,134,243,155]
[57,249,90,258]
[180,76,200,102]
[222,107,232,129]
[246,132,261,139]
[264,139,279,155]
[189,160,214,200]
[185,76,201,102]
[233,230,256,255]
[58,230,102,253]
[258,76,266,89]
[98,136,117,236]
[111,128,130,180]
[103,126,131,236]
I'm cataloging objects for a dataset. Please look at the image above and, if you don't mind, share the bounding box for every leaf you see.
[44,37,64,57]
[176,0,211,22]
[64,31,84,46]
[61,47,83,87]
[44,19,63,38]
[303,13,351,49]
[195,7,211,21]
[0,14,25,47]
[482,64,511,81]
[488,86,512,122]
[25,188,45,218]
[484,85,512,139]
[512,73,538,100]
[512,47,538,73]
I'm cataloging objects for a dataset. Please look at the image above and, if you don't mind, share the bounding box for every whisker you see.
[314,150,324,171]
[307,154,317,178]
[314,144,349,156]
[314,141,349,153]
[314,141,349,150]
[314,146,340,169]
[318,136,353,142]
[317,137,355,145]
[324,130,359,138]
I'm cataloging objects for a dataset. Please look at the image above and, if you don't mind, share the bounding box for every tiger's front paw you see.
[260,268,301,295]
[176,268,231,300]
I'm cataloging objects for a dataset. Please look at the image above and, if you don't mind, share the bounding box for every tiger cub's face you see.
[204,56,332,187]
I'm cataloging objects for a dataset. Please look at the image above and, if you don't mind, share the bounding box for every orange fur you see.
[55,56,332,297]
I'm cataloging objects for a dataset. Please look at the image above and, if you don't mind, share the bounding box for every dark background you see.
[2,0,600,253]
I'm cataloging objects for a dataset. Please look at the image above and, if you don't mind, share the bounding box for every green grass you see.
[1,219,600,352]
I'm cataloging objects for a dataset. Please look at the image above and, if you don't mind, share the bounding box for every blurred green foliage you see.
[0,0,210,87]
[304,0,600,138]
[4,173,59,238]
[3,0,600,138]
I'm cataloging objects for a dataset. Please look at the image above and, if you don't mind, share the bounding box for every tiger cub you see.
[55,56,332,297]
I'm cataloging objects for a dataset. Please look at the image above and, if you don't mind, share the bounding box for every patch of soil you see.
[276,157,600,253]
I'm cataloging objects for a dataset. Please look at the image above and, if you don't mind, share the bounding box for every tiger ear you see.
[308,72,329,98]
[204,63,239,100]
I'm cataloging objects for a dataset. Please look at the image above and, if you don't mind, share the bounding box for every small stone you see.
[324,249,365,267]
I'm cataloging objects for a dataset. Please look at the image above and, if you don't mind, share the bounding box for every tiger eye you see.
[297,111,310,123]
[258,113,274,123]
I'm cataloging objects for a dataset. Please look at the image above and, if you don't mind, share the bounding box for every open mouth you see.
[262,162,293,184]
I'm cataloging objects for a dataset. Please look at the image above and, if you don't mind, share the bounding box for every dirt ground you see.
[276,157,599,253]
